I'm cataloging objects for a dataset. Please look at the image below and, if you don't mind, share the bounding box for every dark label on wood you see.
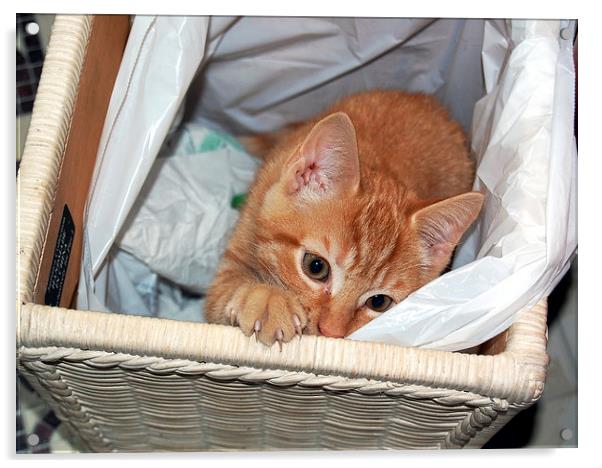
[44,205,75,306]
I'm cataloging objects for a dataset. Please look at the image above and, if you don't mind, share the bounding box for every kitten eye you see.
[365,294,394,312]
[302,253,330,282]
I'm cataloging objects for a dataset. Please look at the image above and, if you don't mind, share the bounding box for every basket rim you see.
[17,299,549,405]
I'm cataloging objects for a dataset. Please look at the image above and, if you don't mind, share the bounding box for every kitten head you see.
[253,112,483,338]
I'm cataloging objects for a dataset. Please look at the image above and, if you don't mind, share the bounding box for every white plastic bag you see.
[77,17,576,352]
[78,16,488,314]
[349,20,577,350]
[117,124,259,294]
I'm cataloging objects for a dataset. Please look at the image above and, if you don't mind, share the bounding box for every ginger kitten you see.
[205,91,483,347]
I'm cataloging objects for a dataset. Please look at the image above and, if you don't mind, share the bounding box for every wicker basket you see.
[16,15,549,452]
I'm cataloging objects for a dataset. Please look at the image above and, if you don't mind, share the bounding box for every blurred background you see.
[15,14,578,453]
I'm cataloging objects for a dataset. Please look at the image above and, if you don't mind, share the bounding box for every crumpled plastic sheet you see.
[77,17,577,351]
[117,124,259,294]
[77,16,210,313]
[349,19,577,350]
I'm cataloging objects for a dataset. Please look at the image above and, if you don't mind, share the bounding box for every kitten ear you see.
[283,112,360,200]
[411,192,484,273]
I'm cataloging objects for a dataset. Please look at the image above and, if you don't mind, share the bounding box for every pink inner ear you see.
[287,156,329,195]
[284,112,360,199]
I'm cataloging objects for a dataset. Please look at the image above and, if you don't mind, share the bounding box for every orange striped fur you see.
[205,91,483,347]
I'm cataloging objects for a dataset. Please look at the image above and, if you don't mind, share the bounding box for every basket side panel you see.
[462,406,522,448]
[18,347,512,451]
[17,16,92,306]
[17,359,111,452]
[32,15,130,309]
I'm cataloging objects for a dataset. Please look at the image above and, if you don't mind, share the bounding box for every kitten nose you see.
[318,321,346,338]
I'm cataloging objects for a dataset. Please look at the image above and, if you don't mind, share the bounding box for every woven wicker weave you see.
[16,15,549,452]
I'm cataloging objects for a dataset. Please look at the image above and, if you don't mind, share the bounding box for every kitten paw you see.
[225,285,308,348]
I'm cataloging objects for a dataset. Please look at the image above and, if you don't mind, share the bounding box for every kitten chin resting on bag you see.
[205,90,483,347]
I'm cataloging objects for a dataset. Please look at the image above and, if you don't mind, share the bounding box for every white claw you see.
[275,329,284,352]
[293,314,303,336]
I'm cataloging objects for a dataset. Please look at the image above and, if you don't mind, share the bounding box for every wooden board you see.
[33,15,130,308]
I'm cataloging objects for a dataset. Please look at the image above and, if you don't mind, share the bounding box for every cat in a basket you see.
[205,91,483,348]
